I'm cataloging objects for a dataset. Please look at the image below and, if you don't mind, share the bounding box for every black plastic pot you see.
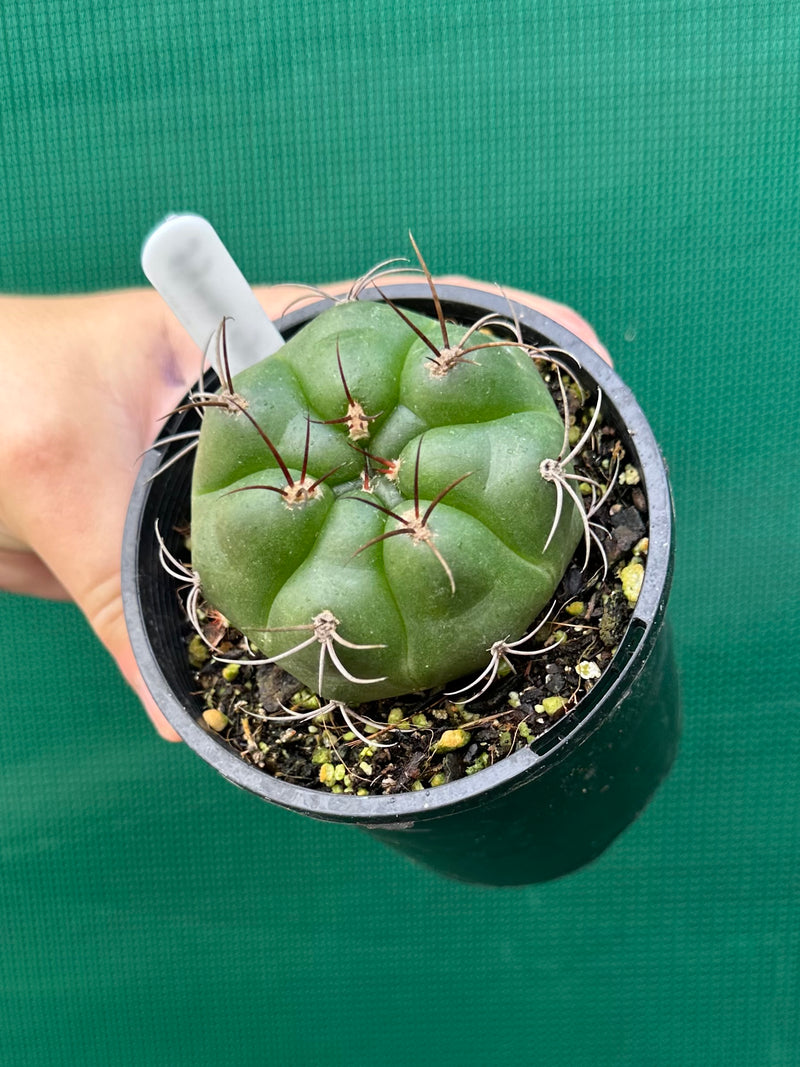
[123,285,679,887]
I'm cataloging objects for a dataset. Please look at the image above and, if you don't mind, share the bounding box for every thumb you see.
[117,647,183,743]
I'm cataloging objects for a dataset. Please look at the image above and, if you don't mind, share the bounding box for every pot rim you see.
[123,284,674,826]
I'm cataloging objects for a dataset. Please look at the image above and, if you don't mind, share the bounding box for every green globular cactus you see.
[189,290,584,704]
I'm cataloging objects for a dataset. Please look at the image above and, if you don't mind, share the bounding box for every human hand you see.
[0,279,609,740]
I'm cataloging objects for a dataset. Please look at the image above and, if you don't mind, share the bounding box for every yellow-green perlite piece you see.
[190,298,583,702]
[434,728,471,752]
[202,708,229,732]
[619,560,645,604]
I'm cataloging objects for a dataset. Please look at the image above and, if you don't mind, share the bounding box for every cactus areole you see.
[189,298,584,703]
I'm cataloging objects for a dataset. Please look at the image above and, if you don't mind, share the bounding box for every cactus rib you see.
[349,437,472,594]
[309,342,383,441]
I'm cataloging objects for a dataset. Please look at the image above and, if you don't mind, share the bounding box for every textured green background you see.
[1,2,798,1064]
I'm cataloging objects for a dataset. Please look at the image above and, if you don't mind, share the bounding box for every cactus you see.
[186,258,588,704]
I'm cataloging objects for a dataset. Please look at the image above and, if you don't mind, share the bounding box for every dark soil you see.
[183,363,648,796]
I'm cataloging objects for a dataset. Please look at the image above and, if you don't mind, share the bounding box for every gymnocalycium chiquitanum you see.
[179,247,601,706]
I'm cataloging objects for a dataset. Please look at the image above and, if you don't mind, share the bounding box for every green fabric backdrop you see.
[1,2,798,1064]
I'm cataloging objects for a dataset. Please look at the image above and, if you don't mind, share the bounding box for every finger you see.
[18,512,183,744]
[430,275,613,367]
[0,547,71,600]
[518,295,612,366]
[253,278,612,367]
[124,663,183,743]
[251,282,351,321]
[104,613,183,743]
